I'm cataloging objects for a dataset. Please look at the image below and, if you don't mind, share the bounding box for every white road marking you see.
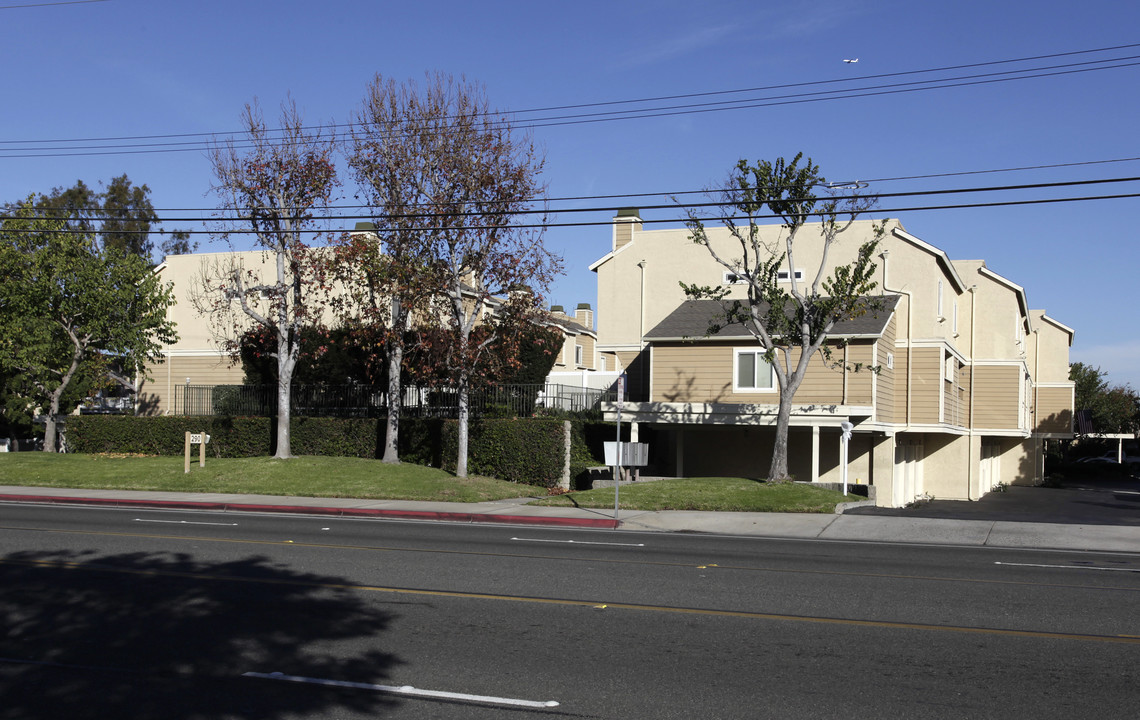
[511,537,645,547]
[133,519,238,526]
[995,561,1140,573]
[243,672,559,708]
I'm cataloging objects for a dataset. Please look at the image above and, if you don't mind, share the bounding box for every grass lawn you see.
[0,453,539,503]
[0,455,860,512]
[532,476,856,513]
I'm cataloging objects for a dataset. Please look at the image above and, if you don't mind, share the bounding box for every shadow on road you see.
[0,550,400,719]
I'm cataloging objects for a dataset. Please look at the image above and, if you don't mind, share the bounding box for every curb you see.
[0,494,620,530]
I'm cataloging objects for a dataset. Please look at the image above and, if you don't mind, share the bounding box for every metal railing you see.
[171,382,619,418]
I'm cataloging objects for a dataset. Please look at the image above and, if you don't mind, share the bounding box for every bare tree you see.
[342,73,558,477]
[195,99,338,459]
[330,75,454,464]
[682,154,883,481]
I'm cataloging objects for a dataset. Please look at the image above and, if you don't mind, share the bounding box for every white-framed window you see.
[724,271,750,285]
[599,356,607,372]
[937,279,944,320]
[886,352,895,370]
[575,344,584,366]
[734,349,775,392]
[952,299,959,335]
[777,269,804,282]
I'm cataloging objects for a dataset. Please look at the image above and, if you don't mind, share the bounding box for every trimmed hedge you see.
[441,417,566,488]
[65,415,619,490]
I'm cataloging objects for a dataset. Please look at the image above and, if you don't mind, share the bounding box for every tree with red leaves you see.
[340,74,560,475]
[192,99,338,459]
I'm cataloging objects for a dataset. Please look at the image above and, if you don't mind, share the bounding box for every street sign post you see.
[839,421,853,496]
[614,374,626,520]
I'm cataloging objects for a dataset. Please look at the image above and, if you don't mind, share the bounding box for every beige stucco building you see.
[139,251,615,413]
[590,210,1075,507]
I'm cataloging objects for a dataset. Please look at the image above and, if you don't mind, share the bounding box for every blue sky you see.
[3,0,1139,388]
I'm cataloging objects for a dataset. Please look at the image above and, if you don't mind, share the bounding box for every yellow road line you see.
[2,524,1139,594]
[3,556,1138,646]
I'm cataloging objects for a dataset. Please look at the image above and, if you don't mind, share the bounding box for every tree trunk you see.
[382,338,402,464]
[456,368,469,478]
[275,342,294,459]
[43,344,84,453]
[43,412,58,454]
[768,388,795,481]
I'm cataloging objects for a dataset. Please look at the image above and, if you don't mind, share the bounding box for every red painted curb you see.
[0,494,619,529]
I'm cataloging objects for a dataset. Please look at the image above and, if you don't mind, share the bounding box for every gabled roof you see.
[977,266,1031,332]
[892,227,968,293]
[539,313,596,338]
[644,295,900,341]
[1033,311,1074,346]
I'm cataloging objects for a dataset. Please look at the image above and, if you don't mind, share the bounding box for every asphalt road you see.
[2,504,1139,719]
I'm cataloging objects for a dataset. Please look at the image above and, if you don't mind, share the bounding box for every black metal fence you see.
[171,382,619,418]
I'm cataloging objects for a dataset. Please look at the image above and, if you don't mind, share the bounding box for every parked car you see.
[1075,453,1120,464]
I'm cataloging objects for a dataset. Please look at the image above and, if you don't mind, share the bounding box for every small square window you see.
[735,349,774,392]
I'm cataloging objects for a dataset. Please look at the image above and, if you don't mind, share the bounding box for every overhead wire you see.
[7,174,1140,225]
[6,185,1140,235]
[2,44,1139,158]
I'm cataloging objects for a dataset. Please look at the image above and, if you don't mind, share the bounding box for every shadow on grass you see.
[0,550,400,719]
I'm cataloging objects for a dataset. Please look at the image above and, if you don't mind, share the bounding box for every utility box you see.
[604,441,649,467]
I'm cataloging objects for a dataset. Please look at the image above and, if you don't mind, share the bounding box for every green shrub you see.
[66,415,273,457]
[440,417,566,488]
[66,415,575,489]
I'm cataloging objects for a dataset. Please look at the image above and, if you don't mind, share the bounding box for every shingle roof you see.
[540,313,592,336]
[644,295,900,340]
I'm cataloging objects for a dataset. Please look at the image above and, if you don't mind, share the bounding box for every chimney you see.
[613,208,642,252]
[550,304,566,316]
[575,303,593,330]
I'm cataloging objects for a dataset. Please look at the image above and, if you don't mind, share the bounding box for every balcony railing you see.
[170,382,619,418]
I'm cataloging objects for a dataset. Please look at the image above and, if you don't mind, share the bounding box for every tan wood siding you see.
[1035,386,1074,433]
[943,358,966,428]
[910,347,942,424]
[876,316,896,422]
[650,341,870,405]
[972,365,1020,428]
[960,365,972,427]
[844,342,876,405]
[577,335,596,369]
[138,355,245,415]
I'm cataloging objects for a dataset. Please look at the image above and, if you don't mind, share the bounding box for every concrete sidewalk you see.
[2,485,1139,554]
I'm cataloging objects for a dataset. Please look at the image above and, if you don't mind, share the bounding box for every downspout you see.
[638,259,647,399]
[1033,327,1041,485]
[967,284,978,500]
[842,344,849,405]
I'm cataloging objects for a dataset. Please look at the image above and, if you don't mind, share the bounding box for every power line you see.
[2,44,1139,158]
[0,0,109,8]
[7,188,1140,236]
[10,173,1140,224]
[4,41,1138,146]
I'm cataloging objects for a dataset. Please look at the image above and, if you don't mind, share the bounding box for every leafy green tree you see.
[682,154,883,482]
[0,200,177,451]
[1070,362,1140,435]
[30,175,189,262]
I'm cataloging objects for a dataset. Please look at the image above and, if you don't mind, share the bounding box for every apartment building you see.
[590,209,1074,507]
[139,251,609,413]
